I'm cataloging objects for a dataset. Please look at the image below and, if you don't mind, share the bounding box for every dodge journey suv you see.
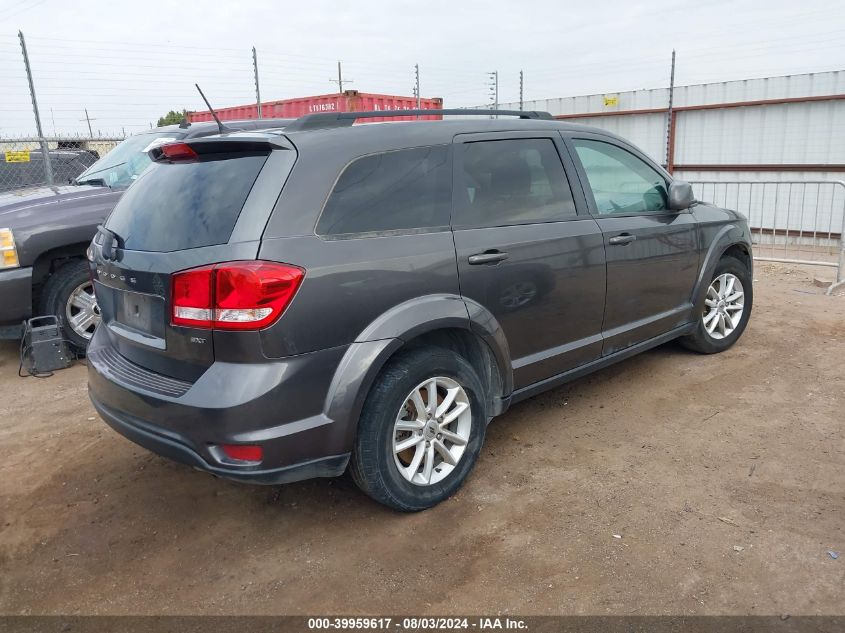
[87,110,753,511]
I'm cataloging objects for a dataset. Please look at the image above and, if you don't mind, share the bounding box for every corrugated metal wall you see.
[505,71,844,115]
[497,71,845,176]
[560,112,667,161]
[673,100,843,165]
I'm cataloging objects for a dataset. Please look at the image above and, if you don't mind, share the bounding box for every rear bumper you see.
[91,396,348,484]
[87,326,353,485]
[0,266,32,333]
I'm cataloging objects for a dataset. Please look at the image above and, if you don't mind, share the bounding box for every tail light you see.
[171,261,304,330]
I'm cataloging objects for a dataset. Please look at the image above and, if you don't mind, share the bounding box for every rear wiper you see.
[96,225,123,261]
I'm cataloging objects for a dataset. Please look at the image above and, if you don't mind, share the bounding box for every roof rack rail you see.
[283,109,554,132]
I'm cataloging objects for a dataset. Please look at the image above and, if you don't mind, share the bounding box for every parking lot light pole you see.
[18,30,53,186]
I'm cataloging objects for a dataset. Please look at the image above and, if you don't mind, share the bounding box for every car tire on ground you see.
[39,258,99,356]
[350,346,487,511]
[680,255,753,354]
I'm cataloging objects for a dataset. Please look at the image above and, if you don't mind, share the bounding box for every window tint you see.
[453,138,576,228]
[317,145,451,237]
[572,139,668,215]
[105,154,267,252]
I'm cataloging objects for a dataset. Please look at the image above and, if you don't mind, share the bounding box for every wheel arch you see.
[323,294,514,450]
[721,242,752,272]
[28,242,90,318]
[691,225,752,313]
[31,242,89,287]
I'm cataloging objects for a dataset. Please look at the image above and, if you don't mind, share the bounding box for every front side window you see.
[453,138,577,228]
[572,139,668,215]
[317,145,451,237]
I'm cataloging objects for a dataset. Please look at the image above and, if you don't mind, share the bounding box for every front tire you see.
[39,259,100,356]
[350,346,487,511]
[681,255,752,354]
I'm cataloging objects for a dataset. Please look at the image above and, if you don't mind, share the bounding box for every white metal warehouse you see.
[499,70,844,183]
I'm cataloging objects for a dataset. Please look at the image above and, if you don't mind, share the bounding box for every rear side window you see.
[106,154,268,252]
[317,145,451,237]
[454,138,577,228]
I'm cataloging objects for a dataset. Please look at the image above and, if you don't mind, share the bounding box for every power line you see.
[0,0,48,20]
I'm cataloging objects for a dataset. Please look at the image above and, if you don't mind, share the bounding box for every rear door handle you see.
[608,233,636,245]
[468,251,509,265]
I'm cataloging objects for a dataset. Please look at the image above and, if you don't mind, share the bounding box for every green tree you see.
[156,109,189,127]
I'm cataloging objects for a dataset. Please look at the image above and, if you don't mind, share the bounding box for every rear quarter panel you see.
[257,232,462,357]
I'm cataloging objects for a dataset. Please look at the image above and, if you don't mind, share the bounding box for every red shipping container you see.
[188,90,443,124]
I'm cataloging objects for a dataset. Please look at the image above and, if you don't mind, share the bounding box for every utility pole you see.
[330,61,352,93]
[252,46,262,119]
[81,109,94,136]
[18,30,53,185]
[519,70,524,111]
[414,63,421,108]
[488,70,499,117]
[664,49,676,171]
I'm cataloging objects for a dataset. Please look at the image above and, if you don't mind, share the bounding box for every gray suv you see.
[87,110,753,511]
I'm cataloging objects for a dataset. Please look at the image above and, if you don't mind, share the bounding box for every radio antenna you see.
[195,83,228,134]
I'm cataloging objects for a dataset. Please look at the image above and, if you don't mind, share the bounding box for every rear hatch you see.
[89,136,296,382]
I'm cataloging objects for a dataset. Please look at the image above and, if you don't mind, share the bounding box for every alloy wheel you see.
[392,376,472,486]
[702,273,744,340]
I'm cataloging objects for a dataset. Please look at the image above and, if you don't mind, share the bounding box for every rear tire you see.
[680,255,752,354]
[350,346,487,511]
[39,259,99,356]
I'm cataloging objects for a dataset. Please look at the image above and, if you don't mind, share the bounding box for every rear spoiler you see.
[148,135,293,162]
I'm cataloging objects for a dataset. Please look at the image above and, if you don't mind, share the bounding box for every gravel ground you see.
[0,262,842,615]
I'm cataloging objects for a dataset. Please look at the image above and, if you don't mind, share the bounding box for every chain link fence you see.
[0,136,124,192]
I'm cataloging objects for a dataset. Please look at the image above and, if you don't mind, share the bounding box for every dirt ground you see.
[0,262,842,616]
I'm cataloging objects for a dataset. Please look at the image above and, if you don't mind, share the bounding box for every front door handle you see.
[608,233,636,245]
[468,251,509,265]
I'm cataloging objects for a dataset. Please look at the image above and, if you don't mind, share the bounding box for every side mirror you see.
[668,180,695,210]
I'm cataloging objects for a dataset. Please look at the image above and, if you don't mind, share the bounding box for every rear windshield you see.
[105,154,268,252]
